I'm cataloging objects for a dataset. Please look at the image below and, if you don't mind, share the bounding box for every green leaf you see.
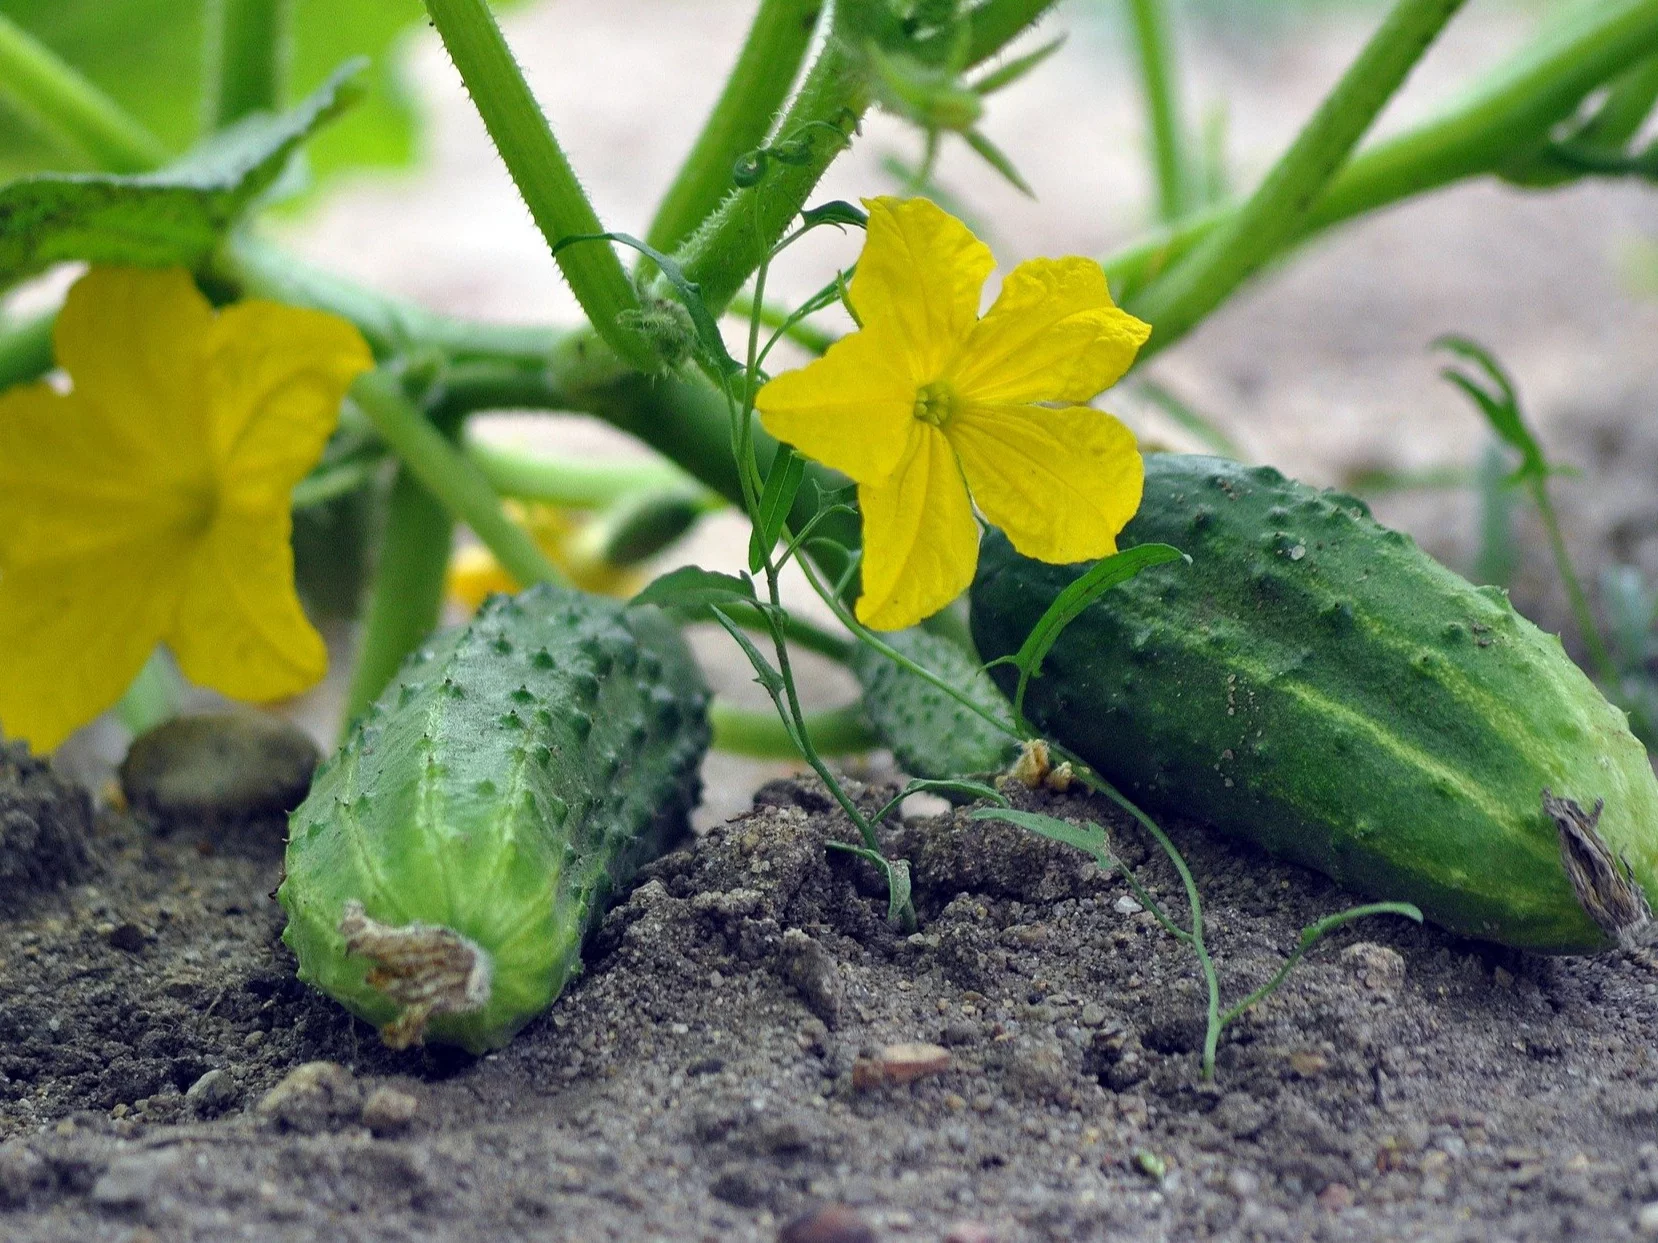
[0,0,506,193]
[872,776,1007,824]
[748,447,805,572]
[0,59,364,289]
[631,565,756,620]
[1002,542,1187,722]
[1434,335,1547,483]
[968,807,1113,868]
[850,626,1020,780]
[825,841,912,927]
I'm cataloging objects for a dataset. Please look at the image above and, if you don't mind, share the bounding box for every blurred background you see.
[7,0,1657,811]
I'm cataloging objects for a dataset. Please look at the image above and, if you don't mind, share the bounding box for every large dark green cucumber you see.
[971,454,1658,953]
[278,584,709,1052]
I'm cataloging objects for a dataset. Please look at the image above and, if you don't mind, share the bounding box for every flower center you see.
[913,380,956,428]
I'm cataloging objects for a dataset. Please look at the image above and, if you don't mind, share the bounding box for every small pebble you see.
[90,1151,182,1209]
[1113,896,1143,915]
[361,1085,419,1135]
[851,1042,951,1091]
[256,1061,361,1134]
[1318,1182,1354,1211]
[778,1203,876,1243]
[184,1068,236,1115]
[942,1223,999,1243]
[1637,1202,1658,1236]
[120,712,320,824]
[106,923,147,953]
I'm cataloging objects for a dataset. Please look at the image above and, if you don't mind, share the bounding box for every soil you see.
[6,763,1658,1242]
[8,3,1658,1241]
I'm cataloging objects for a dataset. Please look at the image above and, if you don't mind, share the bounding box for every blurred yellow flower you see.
[0,266,372,751]
[445,502,640,611]
[757,197,1150,630]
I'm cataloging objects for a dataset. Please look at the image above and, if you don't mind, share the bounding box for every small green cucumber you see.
[278,584,710,1052]
[971,454,1658,953]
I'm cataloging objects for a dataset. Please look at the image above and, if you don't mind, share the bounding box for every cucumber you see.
[278,584,710,1052]
[971,454,1658,953]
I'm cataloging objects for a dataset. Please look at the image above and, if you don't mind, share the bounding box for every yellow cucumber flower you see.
[445,501,640,611]
[756,196,1151,630]
[0,266,373,751]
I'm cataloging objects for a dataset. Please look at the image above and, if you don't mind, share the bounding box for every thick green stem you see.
[207,0,289,128]
[1131,0,1467,353]
[0,12,169,172]
[710,699,876,758]
[1125,0,1189,221]
[421,0,657,372]
[0,311,54,392]
[647,0,823,256]
[670,0,1058,316]
[341,469,453,730]
[464,435,706,508]
[350,369,565,589]
[1111,0,1658,330]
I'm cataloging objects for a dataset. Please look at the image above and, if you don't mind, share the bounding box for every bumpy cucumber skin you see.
[971,454,1658,953]
[278,585,709,1052]
[851,627,1019,780]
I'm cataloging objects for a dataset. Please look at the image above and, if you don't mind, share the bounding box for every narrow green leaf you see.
[632,565,756,620]
[969,807,1112,866]
[1006,542,1186,721]
[872,777,1007,824]
[825,841,913,926]
[748,447,806,572]
[0,58,364,288]
[1435,335,1546,481]
[709,604,788,699]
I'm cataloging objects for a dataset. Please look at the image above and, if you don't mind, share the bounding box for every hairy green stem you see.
[1125,0,1189,221]
[341,468,454,731]
[1111,0,1658,328]
[207,0,289,128]
[1131,0,1467,352]
[421,0,657,372]
[710,699,876,758]
[647,0,823,256]
[669,0,1057,316]
[0,12,169,172]
[350,369,565,589]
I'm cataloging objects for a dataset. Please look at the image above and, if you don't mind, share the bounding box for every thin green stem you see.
[1125,0,1189,221]
[0,311,55,392]
[710,699,877,758]
[729,294,838,356]
[114,650,186,737]
[341,468,454,731]
[420,0,657,373]
[1530,477,1619,687]
[207,0,290,128]
[1112,0,1658,333]
[1131,0,1466,353]
[647,0,823,257]
[350,369,565,589]
[0,12,169,172]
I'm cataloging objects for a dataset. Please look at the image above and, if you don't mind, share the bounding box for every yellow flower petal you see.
[756,325,918,483]
[206,300,374,506]
[0,545,184,751]
[855,425,980,630]
[949,402,1143,564]
[0,385,197,570]
[946,257,1150,405]
[167,506,327,702]
[850,197,994,380]
[52,266,215,449]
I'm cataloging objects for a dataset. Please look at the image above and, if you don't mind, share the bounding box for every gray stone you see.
[256,1061,362,1134]
[120,712,320,825]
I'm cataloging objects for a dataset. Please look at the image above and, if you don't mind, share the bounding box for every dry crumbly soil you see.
[6,750,1658,1243]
